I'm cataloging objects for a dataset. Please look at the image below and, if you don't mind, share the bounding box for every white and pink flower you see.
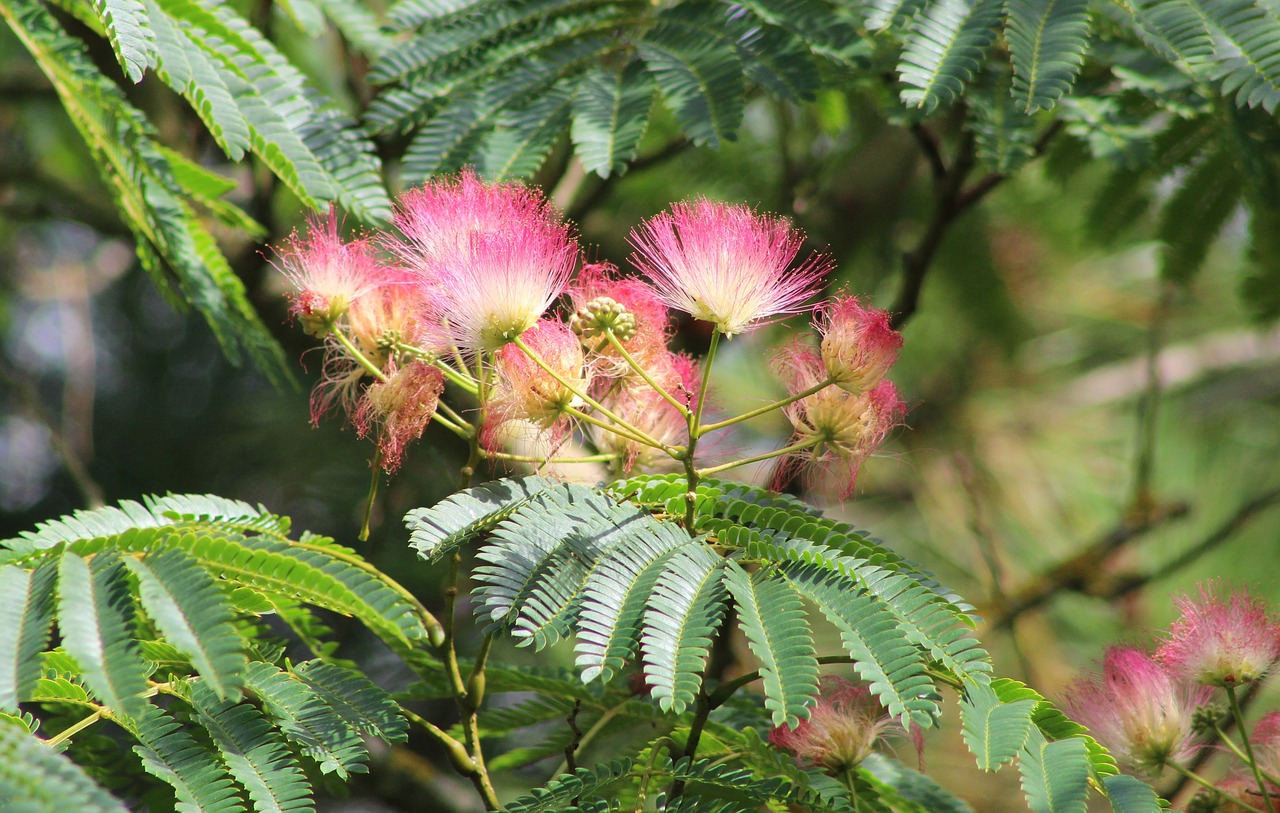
[628,199,829,337]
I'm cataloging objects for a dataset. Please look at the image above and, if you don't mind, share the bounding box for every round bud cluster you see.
[569,296,638,342]
[1191,704,1223,734]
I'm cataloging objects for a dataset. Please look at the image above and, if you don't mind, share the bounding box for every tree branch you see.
[890,120,1063,329]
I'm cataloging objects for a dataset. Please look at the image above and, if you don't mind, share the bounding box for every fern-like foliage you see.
[1,0,395,383]
[367,0,841,181]
[1004,0,1091,112]
[897,0,1003,111]
[408,477,986,727]
[0,494,418,812]
[404,476,1163,811]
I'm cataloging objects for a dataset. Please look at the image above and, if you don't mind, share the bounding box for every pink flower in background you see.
[628,199,829,337]
[594,351,699,472]
[274,213,379,332]
[346,267,442,365]
[774,342,905,497]
[354,361,445,472]
[769,676,892,772]
[389,170,579,352]
[483,320,589,447]
[1157,584,1280,688]
[568,262,672,371]
[818,296,902,393]
[1249,712,1280,793]
[1063,646,1211,773]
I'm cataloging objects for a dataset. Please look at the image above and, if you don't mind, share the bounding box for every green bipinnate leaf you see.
[1019,729,1089,813]
[961,681,1036,770]
[0,719,129,813]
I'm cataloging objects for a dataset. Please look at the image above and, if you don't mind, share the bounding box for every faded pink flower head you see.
[569,262,672,371]
[594,351,699,472]
[774,342,905,497]
[1063,646,1212,774]
[390,170,579,352]
[353,360,445,472]
[818,296,903,393]
[1250,712,1280,793]
[1211,773,1269,813]
[769,676,892,773]
[346,267,442,366]
[628,199,829,337]
[274,212,379,333]
[1157,583,1280,688]
[482,320,588,448]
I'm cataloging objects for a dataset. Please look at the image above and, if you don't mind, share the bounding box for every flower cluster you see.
[768,676,895,773]
[272,171,905,493]
[1062,582,1280,810]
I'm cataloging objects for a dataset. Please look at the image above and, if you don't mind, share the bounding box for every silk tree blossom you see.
[482,320,589,448]
[1156,584,1280,688]
[389,171,579,352]
[392,168,564,268]
[818,296,903,393]
[1250,712,1280,794]
[274,213,379,334]
[769,676,893,773]
[353,360,445,472]
[774,342,905,497]
[628,199,829,337]
[1063,646,1212,774]
[346,267,442,369]
[594,351,699,472]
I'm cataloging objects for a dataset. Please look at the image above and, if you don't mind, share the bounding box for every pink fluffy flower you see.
[773,342,905,497]
[274,213,379,334]
[818,296,903,393]
[1063,646,1212,773]
[353,360,445,472]
[628,199,829,337]
[769,676,893,773]
[346,267,441,367]
[483,320,589,447]
[594,351,699,472]
[1157,584,1280,688]
[1250,712,1280,795]
[390,170,578,352]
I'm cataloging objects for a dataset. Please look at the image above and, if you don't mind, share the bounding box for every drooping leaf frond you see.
[0,0,294,385]
[288,661,408,744]
[406,475,555,562]
[1018,728,1090,813]
[640,543,729,714]
[125,549,247,701]
[499,759,634,813]
[898,0,1002,112]
[570,63,655,178]
[1005,0,1090,112]
[1156,148,1242,284]
[185,680,316,813]
[1100,774,1165,812]
[0,719,129,813]
[960,681,1036,770]
[862,753,976,813]
[92,0,157,82]
[56,552,151,721]
[131,702,246,813]
[723,563,819,729]
[243,662,370,778]
[0,561,57,710]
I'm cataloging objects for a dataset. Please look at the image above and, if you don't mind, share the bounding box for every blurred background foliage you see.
[2,0,1280,809]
